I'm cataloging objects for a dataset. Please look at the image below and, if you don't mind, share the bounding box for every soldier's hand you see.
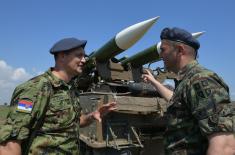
[142,69,155,83]
[92,102,117,122]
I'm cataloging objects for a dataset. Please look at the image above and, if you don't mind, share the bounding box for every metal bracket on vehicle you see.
[130,126,143,148]
[105,122,144,150]
[108,126,120,150]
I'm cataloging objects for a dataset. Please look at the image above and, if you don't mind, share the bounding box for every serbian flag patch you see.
[17,99,33,113]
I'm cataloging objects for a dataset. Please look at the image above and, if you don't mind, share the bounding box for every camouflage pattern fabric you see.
[164,60,233,155]
[0,68,82,155]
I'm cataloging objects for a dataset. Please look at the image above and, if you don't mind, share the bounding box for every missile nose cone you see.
[116,16,160,50]
[90,17,159,62]
[156,41,162,54]
[192,31,206,39]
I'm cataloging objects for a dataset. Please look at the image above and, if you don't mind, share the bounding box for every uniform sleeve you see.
[187,74,233,136]
[0,80,52,143]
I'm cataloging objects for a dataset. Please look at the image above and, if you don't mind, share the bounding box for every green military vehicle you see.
[76,39,173,155]
[76,28,208,155]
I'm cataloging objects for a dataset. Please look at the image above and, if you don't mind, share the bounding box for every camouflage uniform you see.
[0,68,82,155]
[164,60,233,155]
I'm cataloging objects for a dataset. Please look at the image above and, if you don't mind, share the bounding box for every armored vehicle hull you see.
[79,83,168,155]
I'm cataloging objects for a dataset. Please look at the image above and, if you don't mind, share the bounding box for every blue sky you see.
[0,0,235,103]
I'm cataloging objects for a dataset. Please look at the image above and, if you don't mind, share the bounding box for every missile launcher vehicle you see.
[77,17,169,155]
[77,18,205,155]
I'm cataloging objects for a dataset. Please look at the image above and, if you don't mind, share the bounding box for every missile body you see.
[121,31,205,67]
[121,45,159,67]
[89,17,160,62]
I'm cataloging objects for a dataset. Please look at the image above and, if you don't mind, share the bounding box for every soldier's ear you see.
[60,52,66,61]
[56,52,66,63]
[177,44,186,56]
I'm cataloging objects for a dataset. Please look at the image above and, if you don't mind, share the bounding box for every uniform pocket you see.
[45,94,76,128]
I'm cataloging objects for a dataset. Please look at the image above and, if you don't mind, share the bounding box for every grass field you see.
[0,105,10,124]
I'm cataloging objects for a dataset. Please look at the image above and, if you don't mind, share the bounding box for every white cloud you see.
[0,60,7,68]
[11,68,31,81]
[0,60,33,104]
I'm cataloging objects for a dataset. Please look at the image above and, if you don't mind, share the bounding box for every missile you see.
[121,31,205,67]
[192,31,206,39]
[121,44,158,67]
[89,16,160,62]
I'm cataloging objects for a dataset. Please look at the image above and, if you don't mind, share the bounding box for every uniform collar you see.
[177,60,198,80]
[45,68,71,88]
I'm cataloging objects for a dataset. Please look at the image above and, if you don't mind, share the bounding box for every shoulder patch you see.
[201,80,209,87]
[193,80,212,98]
[17,99,33,113]
[205,88,212,97]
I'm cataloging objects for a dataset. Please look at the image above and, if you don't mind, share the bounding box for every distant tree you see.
[4,102,8,106]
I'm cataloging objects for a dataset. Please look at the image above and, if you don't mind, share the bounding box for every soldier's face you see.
[63,47,86,76]
[160,40,178,73]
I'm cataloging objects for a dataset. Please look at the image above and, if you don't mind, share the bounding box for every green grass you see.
[0,105,10,120]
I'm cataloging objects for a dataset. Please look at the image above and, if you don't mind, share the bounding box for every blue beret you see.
[50,38,87,54]
[160,27,200,50]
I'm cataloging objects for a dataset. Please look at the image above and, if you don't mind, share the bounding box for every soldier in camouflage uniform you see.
[143,27,235,155]
[0,38,116,155]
